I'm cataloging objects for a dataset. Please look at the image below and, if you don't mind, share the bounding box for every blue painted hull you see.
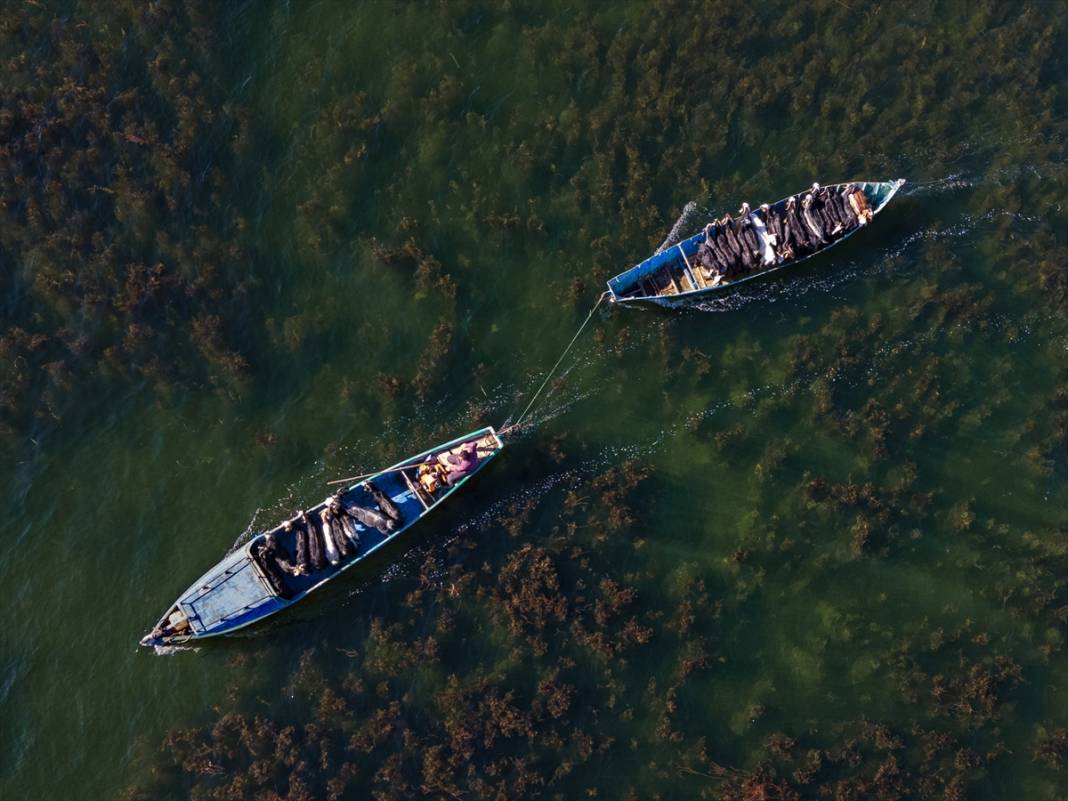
[606,180,905,308]
[141,426,504,646]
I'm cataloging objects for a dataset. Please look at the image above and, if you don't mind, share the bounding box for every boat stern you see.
[139,546,284,647]
[140,605,195,648]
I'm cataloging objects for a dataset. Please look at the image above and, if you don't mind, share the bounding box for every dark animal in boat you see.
[841,183,857,206]
[705,223,733,272]
[775,200,795,257]
[759,203,779,257]
[737,208,761,264]
[287,519,310,574]
[605,179,905,307]
[802,194,827,244]
[300,510,326,571]
[320,508,354,561]
[713,226,733,267]
[696,233,730,277]
[318,509,341,566]
[719,213,742,260]
[785,196,810,253]
[761,203,779,238]
[820,184,850,232]
[697,223,717,271]
[251,534,296,598]
[809,183,835,233]
[342,500,396,535]
[330,500,362,550]
[367,480,404,524]
[139,426,506,648]
[733,214,756,271]
[822,184,848,233]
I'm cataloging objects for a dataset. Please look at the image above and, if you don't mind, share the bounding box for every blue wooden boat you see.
[606,180,905,308]
[140,426,504,647]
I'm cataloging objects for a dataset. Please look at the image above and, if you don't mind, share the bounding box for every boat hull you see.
[141,426,504,647]
[606,180,905,308]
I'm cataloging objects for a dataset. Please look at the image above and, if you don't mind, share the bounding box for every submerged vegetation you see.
[0,1,253,443]
[2,0,1068,799]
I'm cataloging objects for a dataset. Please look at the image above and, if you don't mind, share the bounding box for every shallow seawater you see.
[2,1,1068,799]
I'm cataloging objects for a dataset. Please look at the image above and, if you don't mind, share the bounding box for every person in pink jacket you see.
[443,442,479,485]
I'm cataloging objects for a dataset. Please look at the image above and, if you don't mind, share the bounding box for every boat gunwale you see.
[142,425,504,646]
[607,179,905,307]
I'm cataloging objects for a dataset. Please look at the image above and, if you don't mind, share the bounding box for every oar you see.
[326,463,419,487]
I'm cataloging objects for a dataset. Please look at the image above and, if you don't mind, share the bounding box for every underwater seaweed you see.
[0,0,1055,799]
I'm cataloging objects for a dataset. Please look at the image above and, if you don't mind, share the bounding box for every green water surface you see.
[3,1,1068,799]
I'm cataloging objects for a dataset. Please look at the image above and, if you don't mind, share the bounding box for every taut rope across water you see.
[498,291,609,437]
[326,291,610,487]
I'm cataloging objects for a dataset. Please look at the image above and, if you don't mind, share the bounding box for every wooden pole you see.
[326,463,417,487]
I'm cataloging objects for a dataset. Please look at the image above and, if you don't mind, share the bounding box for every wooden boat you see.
[606,180,905,308]
[140,426,504,647]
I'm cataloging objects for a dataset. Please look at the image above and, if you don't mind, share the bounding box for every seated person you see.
[417,458,445,496]
[441,442,480,485]
[155,610,191,639]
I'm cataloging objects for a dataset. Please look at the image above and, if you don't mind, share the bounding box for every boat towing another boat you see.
[140,181,906,648]
[140,426,504,647]
[607,179,905,308]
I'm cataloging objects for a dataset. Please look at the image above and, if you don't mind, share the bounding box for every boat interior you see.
[143,431,501,644]
[612,182,886,301]
[256,431,500,600]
